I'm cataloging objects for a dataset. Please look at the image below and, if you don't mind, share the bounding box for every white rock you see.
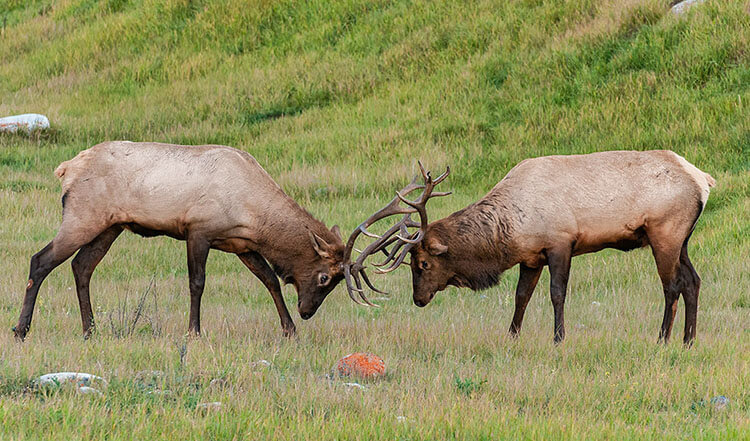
[591,301,601,307]
[196,402,222,411]
[37,372,107,388]
[343,382,367,391]
[0,114,50,134]
[671,0,706,15]
[146,390,172,395]
[77,386,103,396]
[249,360,271,369]
[396,416,407,423]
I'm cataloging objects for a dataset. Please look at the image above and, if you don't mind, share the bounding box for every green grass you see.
[1,0,749,439]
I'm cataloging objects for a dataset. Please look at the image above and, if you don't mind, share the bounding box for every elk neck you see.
[254,195,341,281]
[432,190,518,290]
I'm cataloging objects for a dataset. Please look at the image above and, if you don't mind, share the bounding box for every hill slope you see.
[1,0,748,198]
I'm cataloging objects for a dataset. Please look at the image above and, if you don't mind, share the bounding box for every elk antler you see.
[374,162,450,273]
[342,162,451,305]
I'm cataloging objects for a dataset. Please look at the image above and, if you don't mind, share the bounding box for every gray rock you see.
[77,386,103,396]
[671,0,706,15]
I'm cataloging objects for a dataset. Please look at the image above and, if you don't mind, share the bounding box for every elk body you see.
[358,151,715,344]
[14,141,376,341]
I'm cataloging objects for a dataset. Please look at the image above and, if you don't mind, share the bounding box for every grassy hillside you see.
[1,0,748,439]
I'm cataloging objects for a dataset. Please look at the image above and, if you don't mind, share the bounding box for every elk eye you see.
[420,261,429,270]
[319,274,330,285]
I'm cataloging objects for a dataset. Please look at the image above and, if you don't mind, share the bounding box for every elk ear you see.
[427,237,448,256]
[309,232,332,259]
[330,225,342,241]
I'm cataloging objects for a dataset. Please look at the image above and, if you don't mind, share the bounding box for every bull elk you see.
[13,141,379,341]
[355,151,715,344]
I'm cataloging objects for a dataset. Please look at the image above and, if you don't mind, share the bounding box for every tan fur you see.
[408,150,714,343]
[16,141,348,340]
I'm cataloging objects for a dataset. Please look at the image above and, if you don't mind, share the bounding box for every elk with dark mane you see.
[355,151,715,345]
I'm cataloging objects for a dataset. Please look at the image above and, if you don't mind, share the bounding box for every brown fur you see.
[14,141,346,341]
[407,150,714,345]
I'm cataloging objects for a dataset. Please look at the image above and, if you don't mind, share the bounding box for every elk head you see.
[296,225,347,319]
[346,162,451,307]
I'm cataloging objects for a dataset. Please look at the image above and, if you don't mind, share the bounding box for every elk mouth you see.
[298,302,317,320]
[413,292,435,307]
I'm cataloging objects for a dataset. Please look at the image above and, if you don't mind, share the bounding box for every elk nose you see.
[414,298,427,307]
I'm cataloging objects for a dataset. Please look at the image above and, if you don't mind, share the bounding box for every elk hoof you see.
[12,326,26,342]
[282,325,297,338]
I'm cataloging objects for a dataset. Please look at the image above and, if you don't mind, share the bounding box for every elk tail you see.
[54,160,70,179]
[704,172,716,188]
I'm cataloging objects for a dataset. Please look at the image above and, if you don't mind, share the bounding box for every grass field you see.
[1,0,749,439]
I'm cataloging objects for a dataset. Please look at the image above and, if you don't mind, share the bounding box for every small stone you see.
[196,402,222,412]
[396,416,407,423]
[77,386,102,396]
[249,360,271,369]
[591,301,601,307]
[711,396,729,410]
[209,378,228,390]
[146,390,172,396]
[343,382,367,391]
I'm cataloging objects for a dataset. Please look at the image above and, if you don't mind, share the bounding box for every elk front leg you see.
[509,264,543,337]
[186,236,210,336]
[238,251,296,337]
[547,248,572,344]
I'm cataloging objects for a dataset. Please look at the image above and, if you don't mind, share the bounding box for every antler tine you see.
[375,241,417,274]
[351,269,380,307]
[431,191,452,197]
[432,166,450,185]
[373,224,414,268]
[343,265,367,305]
[373,238,407,267]
[359,225,382,239]
[360,269,388,295]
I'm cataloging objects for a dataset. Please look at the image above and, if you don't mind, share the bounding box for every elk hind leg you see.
[649,232,683,344]
[71,226,123,339]
[679,240,701,346]
[15,223,105,340]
